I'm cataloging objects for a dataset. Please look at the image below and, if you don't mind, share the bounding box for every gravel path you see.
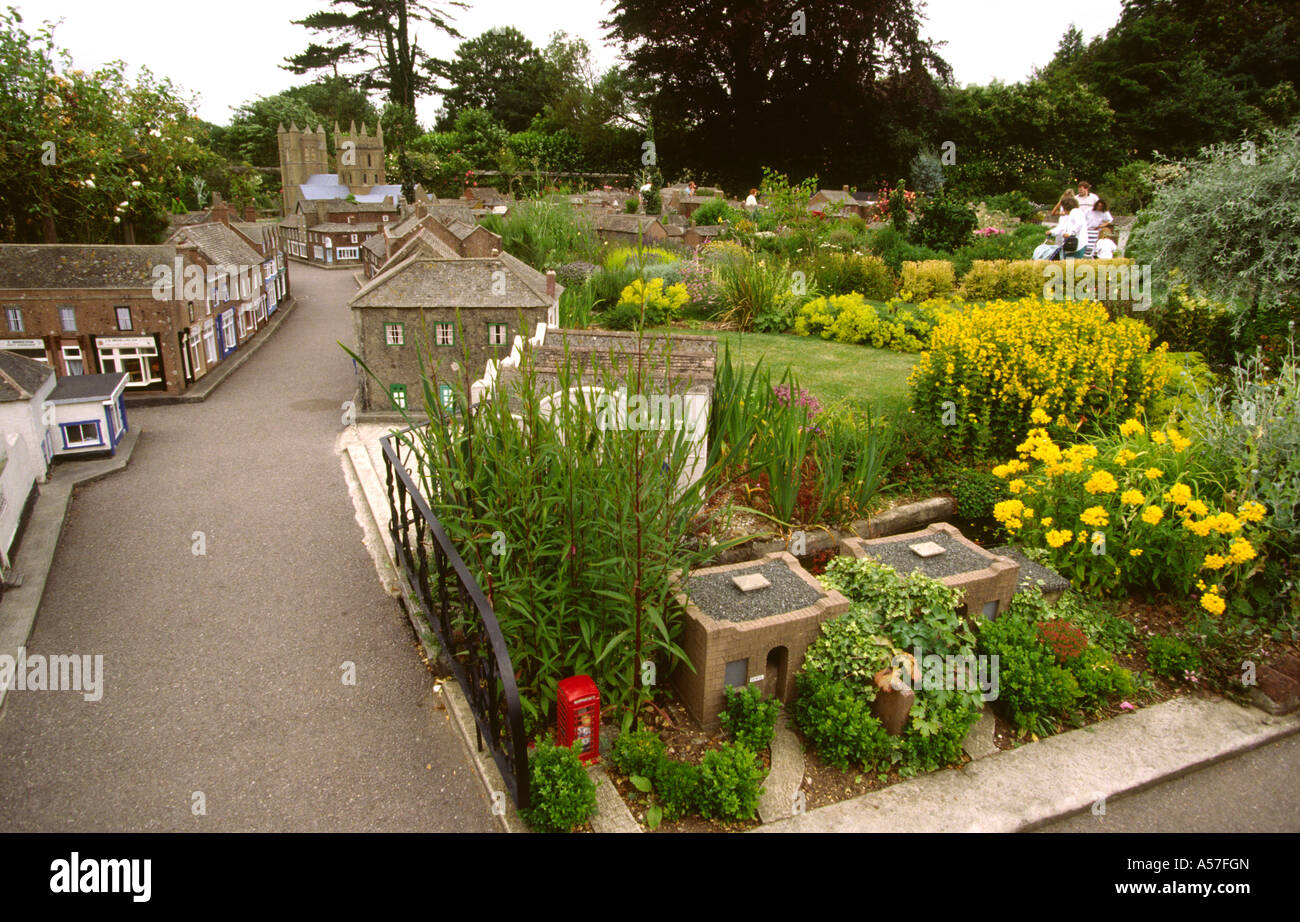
[687,560,823,622]
[0,264,494,832]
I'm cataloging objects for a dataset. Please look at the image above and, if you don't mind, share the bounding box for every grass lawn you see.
[675,329,918,416]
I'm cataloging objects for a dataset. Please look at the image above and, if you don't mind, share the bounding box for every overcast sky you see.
[13,0,1124,127]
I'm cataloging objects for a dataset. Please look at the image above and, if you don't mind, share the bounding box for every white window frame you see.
[221,310,236,350]
[62,421,102,449]
[204,322,217,363]
[435,323,455,347]
[488,323,508,346]
[96,341,158,387]
[335,246,359,260]
[5,307,23,333]
[384,323,404,346]
[189,325,204,374]
[61,343,84,375]
[115,306,132,331]
[60,306,77,331]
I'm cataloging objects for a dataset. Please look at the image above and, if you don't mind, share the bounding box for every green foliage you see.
[610,729,667,777]
[1098,160,1155,214]
[865,226,947,275]
[983,192,1039,223]
[898,696,979,773]
[978,605,1081,736]
[651,758,701,822]
[697,743,764,821]
[951,468,1003,520]
[436,27,551,132]
[483,200,600,271]
[378,333,736,727]
[691,197,738,226]
[810,252,896,299]
[1128,120,1300,310]
[1145,634,1204,681]
[888,180,910,234]
[1069,644,1138,709]
[720,685,780,752]
[625,196,639,213]
[713,252,796,332]
[792,671,893,770]
[643,185,662,215]
[909,193,977,252]
[794,293,953,352]
[909,151,946,195]
[520,742,597,832]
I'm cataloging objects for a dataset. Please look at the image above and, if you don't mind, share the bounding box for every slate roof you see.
[362,235,387,258]
[168,223,263,268]
[595,214,665,234]
[813,189,856,203]
[355,185,404,204]
[309,222,380,233]
[48,372,127,403]
[0,349,54,403]
[298,198,400,214]
[298,175,350,200]
[0,245,177,290]
[386,228,459,264]
[350,254,552,310]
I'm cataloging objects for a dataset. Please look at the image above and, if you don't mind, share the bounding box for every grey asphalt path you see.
[0,264,495,831]
[1039,732,1300,833]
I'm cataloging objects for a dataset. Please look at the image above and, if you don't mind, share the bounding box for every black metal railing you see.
[380,427,529,809]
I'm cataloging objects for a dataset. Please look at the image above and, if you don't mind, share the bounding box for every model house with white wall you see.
[0,351,55,569]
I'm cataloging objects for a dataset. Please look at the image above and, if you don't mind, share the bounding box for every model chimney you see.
[546,269,556,299]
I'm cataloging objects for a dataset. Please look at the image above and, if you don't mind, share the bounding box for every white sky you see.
[13,0,1124,127]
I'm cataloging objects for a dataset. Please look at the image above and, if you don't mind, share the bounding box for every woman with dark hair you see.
[1084,196,1113,257]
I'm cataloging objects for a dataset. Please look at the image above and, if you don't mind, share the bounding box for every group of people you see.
[1033,181,1120,260]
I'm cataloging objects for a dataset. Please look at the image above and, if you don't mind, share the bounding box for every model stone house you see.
[349,234,561,415]
[594,214,668,246]
[683,224,725,249]
[809,186,874,219]
[1,220,288,397]
[360,205,502,281]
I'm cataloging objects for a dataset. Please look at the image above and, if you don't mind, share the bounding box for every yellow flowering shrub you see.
[957,259,1047,300]
[617,277,689,319]
[794,293,955,352]
[899,260,956,301]
[909,298,1172,457]
[989,414,1269,603]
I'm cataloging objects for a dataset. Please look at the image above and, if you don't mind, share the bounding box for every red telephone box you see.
[557,675,600,764]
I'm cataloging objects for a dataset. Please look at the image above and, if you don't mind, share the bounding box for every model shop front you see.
[91,334,165,392]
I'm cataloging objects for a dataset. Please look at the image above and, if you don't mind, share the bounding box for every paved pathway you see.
[0,264,494,831]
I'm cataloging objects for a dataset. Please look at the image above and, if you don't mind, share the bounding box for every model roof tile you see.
[0,350,53,402]
[0,244,178,290]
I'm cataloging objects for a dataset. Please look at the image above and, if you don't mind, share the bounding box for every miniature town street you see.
[0,265,494,832]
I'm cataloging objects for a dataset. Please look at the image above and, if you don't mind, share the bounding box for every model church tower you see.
[276,120,390,216]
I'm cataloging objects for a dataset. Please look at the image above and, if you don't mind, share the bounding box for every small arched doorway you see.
[764,646,789,701]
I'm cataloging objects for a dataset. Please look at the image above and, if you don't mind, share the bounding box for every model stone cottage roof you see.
[362,235,388,258]
[48,372,128,403]
[813,189,856,203]
[0,350,54,402]
[350,250,554,310]
[296,197,400,214]
[595,214,665,234]
[385,227,460,263]
[309,222,381,233]
[169,223,263,268]
[0,245,177,290]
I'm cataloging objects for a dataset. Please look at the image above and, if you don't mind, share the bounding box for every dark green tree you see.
[434,27,549,132]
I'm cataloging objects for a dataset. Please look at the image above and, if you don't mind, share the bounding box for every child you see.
[1094,225,1119,259]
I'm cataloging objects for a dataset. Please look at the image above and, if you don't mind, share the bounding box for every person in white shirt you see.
[1085,197,1113,256]
[745,188,759,209]
[1094,225,1119,259]
[1049,195,1088,256]
[1075,181,1099,214]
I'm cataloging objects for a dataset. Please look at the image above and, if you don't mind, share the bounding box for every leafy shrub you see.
[520,742,597,832]
[624,196,639,213]
[899,260,956,301]
[793,293,954,352]
[720,685,780,752]
[814,557,976,682]
[643,186,662,215]
[697,743,764,821]
[485,200,599,271]
[957,259,1051,301]
[910,193,977,252]
[984,191,1039,222]
[909,151,947,195]
[610,729,667,778]
[866,225,946,274]
[604,245,679,270]
[1146,281,1237,368]
[898,696,979,773]
[1068,644,1137,708]
[1098,160,1154,214]
[951,468,1003,519]
[887,180,912,234]
[651,758,700,822]
[908,298,1173,458]
[1146,634,1204,680]
[792,671,893,770]
[586,264,639,312]
[978,607,1081,736]
[949,224,1046,276]
[555,261,599,288]
[692,197,739,226]
[1036,620,1087,661]
[826,225,860,251]
[810,251,895,298]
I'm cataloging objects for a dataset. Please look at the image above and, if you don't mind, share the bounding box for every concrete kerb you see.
[755,696,1300,833]
[125,296,299,407]
[0,425,142,715]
